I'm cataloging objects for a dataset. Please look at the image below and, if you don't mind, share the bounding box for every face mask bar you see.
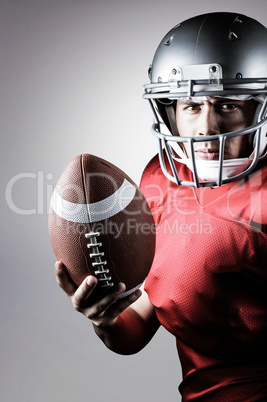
[143,76,267,100]
[146,96,267,187]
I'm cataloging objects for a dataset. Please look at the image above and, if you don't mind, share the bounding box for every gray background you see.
[1,0,266,401]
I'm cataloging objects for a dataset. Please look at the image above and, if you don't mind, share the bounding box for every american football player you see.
[55,12,267,400]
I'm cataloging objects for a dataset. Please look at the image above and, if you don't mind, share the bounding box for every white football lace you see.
[85,231,114,288]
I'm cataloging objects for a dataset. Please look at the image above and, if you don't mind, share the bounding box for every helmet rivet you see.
[210,65,217,73]
[164,35,174,46]
[236,73,242,79]
[158,77,162,83]
[234,16,243,24]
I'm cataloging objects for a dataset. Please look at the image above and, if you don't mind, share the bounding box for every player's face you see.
[175,98,258,160]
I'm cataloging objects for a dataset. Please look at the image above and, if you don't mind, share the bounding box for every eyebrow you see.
[177,98,242,106]
[177,99,203,107]
[178,99,202,105]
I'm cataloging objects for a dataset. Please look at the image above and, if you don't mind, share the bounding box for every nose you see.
[196,107,221,136]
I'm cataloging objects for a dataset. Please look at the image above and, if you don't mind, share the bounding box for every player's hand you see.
[54,261,142,328]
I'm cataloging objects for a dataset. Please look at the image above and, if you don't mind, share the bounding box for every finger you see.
[77,282,125,321]
[72,275,98,310]
[104,288,142,322]
[90,287,142,327]
[54,261,77,297]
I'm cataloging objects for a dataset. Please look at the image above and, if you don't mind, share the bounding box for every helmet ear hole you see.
[148,64,152,79]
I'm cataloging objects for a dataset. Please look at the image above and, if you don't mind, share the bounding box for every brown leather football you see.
[48,154,155,299]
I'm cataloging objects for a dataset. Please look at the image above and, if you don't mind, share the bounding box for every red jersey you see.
[140,155,267,401]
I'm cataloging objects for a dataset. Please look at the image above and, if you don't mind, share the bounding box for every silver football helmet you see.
[143,12,267,187]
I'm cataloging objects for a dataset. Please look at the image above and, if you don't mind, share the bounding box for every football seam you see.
[81,155,115,289]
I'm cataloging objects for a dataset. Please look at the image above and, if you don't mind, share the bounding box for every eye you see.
[183,103,201,111]
[219,103,238,111]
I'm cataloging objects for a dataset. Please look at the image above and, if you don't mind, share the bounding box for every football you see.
[48,154,155,299]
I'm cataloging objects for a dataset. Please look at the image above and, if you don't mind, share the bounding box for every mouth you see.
[195,148,220,160]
